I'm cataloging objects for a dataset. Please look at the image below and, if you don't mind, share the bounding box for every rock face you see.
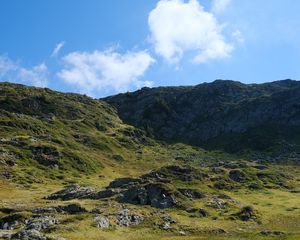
[45,165,207,210]
[46,184,95,200]
[117,183,177,209]
[103,80,300,152]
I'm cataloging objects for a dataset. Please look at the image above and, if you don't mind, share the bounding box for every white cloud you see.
[0,55,48,87]
[148,0,233,64]
[18,63,48,87]
[212,0,231,14]
[232,30,245,44]
[58,49,155,95]
[0,56,17,77]
[51,41,65,57]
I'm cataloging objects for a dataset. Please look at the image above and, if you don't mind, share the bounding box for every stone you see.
[46,184,95,200]
[107,178,142,189]
[229,170,246,182]
[94,216,110,228]
[117,183,177,209]
[0,213,25,230]
[260,230,285,236]
[12,229,65,240]
[93,189,120,199]
[116,209,144,227]
[25,216,59,231]
[207,198,226,209]
[235,206,257,221]
[59,203,87,214]
[161,222,171,230]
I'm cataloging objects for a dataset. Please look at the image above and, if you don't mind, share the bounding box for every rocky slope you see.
[104,79,300,153]
[1,81,300,240]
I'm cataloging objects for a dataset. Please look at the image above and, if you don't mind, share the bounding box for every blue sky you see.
[1,0,300,97]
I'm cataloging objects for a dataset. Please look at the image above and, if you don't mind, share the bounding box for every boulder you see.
[116,209,144,227]
[229,170,246,182]
[25,216,59,231]
[234,206,258,221]
[117,183,177,209]
[94,216,110,228]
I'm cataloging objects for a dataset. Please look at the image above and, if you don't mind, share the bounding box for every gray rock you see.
[207,198,226,209]
[94,216,110,228]
[107,178,142,189]
[260,230,285,236]
[93,189,120,199]
[0,213,25,230]
[229,170,246,182]
[161,222,171,230]
[25,216,59,231]
[46,184,95,200]
[117,183,177,209]
[12,229,65,240]
[116,209,144,227]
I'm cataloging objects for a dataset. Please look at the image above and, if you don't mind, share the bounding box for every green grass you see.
[1,82,300,240]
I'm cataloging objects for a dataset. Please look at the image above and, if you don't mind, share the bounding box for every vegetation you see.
[1,82,300,240]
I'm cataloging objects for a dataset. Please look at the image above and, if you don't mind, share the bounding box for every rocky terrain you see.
[1,81,300,240]
[104,79,300,153]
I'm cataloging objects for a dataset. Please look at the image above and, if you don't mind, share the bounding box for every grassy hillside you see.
[1,82,300,240]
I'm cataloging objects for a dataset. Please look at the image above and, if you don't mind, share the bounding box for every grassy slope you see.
[1,83,300,240]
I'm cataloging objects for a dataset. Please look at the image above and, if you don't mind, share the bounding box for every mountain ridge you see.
[103,79,300,153]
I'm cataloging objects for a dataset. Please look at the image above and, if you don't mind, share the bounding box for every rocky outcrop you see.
[116,209,144,227]
[260,230,286,236]
[103,80,300,152]
[46,166,207,210]
[117,183,177,209]
[234,206,258,222]
[94,216,110,228]
[46,184,95,200]
[178,189,205,199]
[32,203,87,215]
[11,216,63,240]
[229,170,247,183]
[0,213,25,230]
[30,146,60,167]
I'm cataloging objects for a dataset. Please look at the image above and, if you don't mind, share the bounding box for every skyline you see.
[1,0,300,97]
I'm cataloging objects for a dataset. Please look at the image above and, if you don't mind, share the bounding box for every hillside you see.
[1,82,300,240]
[104,79,300,154]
